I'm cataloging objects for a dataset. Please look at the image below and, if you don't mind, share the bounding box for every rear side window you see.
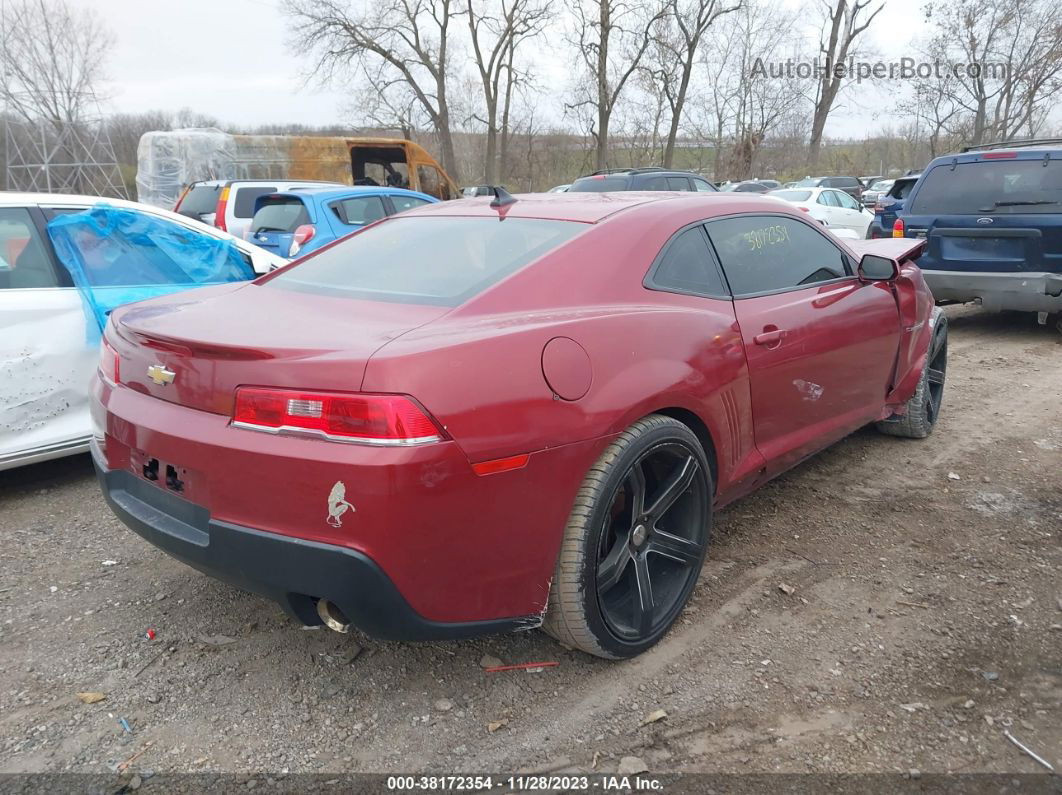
[642,176,669,190]
[332,196,387,226]
[269,217,584,306]
[251,197,310,233]
[894,179,917,199]
[391,195,432,213]
[569,177,629,192]
[646,225,727,297]
[667,177,691,191]
[177,184,221,218]
[0,207,58,289]
[817,191,839,207]
[910,159,1062,214]
[233,186,277,218]
[707,216,849,295]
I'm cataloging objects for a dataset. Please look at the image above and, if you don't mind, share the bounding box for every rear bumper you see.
[922,270,1062,312]
[93,445,531,640]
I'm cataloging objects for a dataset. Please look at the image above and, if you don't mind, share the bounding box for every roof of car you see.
[266,185,434,201]
[390,191,798,224]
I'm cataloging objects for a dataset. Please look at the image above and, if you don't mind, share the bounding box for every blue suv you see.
[898,140,1062,321]
[248,186,438,259]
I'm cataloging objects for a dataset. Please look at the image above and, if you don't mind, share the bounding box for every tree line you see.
[3,0,1062,195]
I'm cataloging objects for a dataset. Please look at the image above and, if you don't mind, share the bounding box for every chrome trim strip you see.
[230,421,442,447]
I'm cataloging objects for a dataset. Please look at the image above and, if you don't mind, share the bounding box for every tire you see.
[877,308,948,439]
[542,414,712,659]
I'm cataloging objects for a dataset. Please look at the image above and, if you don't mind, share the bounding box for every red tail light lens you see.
[99,338,120,384]
[232,387,443,445]
[215,186,230,232]
[289,224,316,257]
[892,218,905,238]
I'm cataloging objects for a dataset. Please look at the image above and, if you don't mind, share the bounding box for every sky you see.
[94,0,929,138]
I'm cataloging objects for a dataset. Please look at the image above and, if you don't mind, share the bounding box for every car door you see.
[0,205,94,469]
[833,189,871,234]
[705,214,902,476]
[815,189,843,227]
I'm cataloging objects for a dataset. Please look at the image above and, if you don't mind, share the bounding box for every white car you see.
[767,187,875,237]
[174,179,345,240]
[0,193,285,471]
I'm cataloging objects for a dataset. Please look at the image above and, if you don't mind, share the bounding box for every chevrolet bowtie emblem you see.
[147,364,176,386]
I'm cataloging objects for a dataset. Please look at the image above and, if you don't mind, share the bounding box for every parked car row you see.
[766,186,875,237]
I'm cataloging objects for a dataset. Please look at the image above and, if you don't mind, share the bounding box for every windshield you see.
[267,216,585,306]
[794,178,822,187]
[769,190,812,201]
[251,197,310,234]
[909,160,1062,214]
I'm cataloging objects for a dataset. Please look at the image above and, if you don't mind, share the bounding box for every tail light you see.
[892,218,905,238]
[289,224,316,258]
[99,338,120,385]
[232,387,444,446]
[173,185,190,212]
[215,186,230,232]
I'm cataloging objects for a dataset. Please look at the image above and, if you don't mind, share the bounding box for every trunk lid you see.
[110,282,449,415]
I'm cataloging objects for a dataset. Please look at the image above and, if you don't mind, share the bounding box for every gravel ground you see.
[1,305,1059,785]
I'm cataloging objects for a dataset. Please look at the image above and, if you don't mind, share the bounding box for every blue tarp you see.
[47,204,255,339]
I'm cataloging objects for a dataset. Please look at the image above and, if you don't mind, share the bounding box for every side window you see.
[693,178,715,192]
[333,196,388,226]
[667,176,692,191]
[390,195,432,214]
[836,191,860,210]
[0,207,59,289]
[416,165,454,200]
[233,187,277,218]
[642,176,669,191]
[818,191,840,207]
[706,216,850,295]
[646,225,728,297]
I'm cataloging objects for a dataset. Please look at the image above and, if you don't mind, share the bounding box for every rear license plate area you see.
[941,236,1024,261]
[131,449,193,497]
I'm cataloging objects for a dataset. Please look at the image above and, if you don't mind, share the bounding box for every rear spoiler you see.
[844,238,927,263]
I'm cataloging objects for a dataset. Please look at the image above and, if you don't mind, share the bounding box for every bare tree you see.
[568,0,667,171]
[912,0,1062,146]
[0,0,113,126]
[286,0,462,180]
[806,0,884,167]
[645,0,740,167]
[465,0,552,183]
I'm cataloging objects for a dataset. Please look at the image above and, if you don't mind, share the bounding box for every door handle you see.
[753,328,785,347]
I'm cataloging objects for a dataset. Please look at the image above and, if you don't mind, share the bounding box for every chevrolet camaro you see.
[91,192,946,659]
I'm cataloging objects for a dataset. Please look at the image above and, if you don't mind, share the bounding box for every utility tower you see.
[0,0,128,198]
[2,107,129,199]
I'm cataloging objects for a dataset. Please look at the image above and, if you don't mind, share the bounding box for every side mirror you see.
[859,254,899,282]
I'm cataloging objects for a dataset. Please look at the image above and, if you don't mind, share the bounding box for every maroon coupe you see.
[91,192,946,659]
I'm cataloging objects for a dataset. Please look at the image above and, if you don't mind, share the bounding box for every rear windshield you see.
[770,189,812,201]
[568,177,629,192]
[909,160,1062,214]
[794,178,822,187]
[234,186,277,218]
[251,197,310,234]
[177,184,221,217]
[268,217,584,306]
